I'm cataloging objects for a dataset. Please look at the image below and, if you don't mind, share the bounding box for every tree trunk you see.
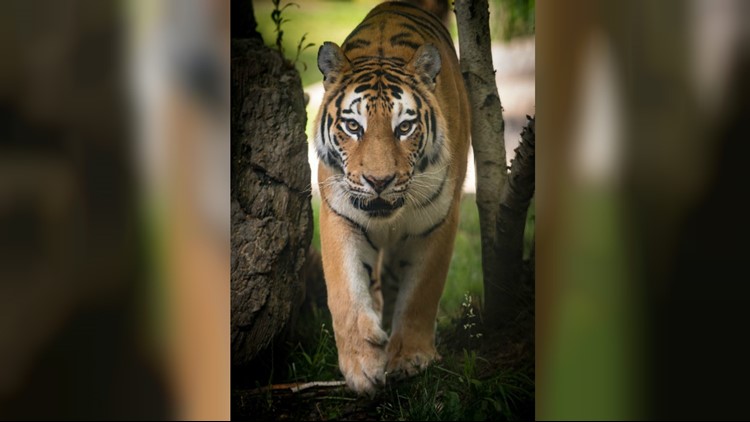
[493,116,535,325]
[455,0,508,317]
[230,0,313,368]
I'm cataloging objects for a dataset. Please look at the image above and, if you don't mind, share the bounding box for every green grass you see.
[441,194,484,317]
[286,303,340,383]
[375,359,534,421]
[268,294,533,421]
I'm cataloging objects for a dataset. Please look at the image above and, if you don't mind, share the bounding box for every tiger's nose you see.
[362,174,395,194]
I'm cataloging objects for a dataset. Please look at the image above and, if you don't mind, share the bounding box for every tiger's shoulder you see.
[341,1,457,67]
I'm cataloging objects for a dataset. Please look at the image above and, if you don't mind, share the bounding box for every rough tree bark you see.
[494,116,535,323]
[230,0,313,367]
[455,0,508,319]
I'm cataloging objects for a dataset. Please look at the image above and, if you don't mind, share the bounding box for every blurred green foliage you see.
[493,0,536,41]
[254,0,378,87]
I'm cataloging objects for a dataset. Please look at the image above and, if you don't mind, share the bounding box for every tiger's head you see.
[314,42,448,218]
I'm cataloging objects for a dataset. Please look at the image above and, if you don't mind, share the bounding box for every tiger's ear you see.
[318,42,349,90]
[408,44,441,90]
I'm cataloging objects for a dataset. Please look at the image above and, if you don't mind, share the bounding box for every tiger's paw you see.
[385,341,440,380]
[336,311,388,396]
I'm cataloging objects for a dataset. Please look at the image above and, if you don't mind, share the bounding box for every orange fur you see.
[313,1,470,395]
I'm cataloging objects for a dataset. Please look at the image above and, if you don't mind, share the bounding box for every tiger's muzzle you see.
[350,196,405,218]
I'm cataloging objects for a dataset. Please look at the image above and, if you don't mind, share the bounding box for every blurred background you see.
[0,0,229,419]
[1,0,749,420]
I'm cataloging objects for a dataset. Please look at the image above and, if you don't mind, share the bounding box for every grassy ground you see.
[233,297,534,421]
[233,195,535,420]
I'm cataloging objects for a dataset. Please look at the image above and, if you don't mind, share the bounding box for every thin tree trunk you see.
[455,0,508,316]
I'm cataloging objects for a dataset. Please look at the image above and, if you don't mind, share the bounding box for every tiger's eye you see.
[398,121,412,135]
[346,120,360,133]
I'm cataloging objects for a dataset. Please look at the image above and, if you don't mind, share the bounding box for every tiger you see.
[313,1,471,395]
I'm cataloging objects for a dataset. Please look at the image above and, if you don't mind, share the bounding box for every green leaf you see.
[485,397,502,412]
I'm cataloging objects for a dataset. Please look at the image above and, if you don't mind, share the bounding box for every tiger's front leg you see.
[385,205,460,379]
[319,201,388,396]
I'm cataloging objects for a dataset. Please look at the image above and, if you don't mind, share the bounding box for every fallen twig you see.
[246,380,347,395]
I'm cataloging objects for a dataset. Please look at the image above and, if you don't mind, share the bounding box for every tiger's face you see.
[315,42,447,218]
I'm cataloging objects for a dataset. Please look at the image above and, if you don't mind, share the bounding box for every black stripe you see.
[343,23,374,44]
[387,84,403,97]
[390,31,412,43]
[327,115,336,146]
[350,56,408,67]
[399,22,422,34]
[419,215,446,237]
[354,84,372,93]
[418,156,429,173]
[364,9,455,53]
[383,73,403,84]
[429,110,442,165]
[344,38,371,52]
[393,40,420,50]
[422,109,430,150]
[362,229,378,251]
[417,172,447,208]
[390,31,422,50]
[387,2,453,43]
[319,110,328,145]
[355,73,374,84]
[325,150,345,174]
[418,203,451,237]
[429,109,438,150]
[334,91,345,108]
[322,196,379,251]
[363,262,373,278]
[323,196,359,230]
